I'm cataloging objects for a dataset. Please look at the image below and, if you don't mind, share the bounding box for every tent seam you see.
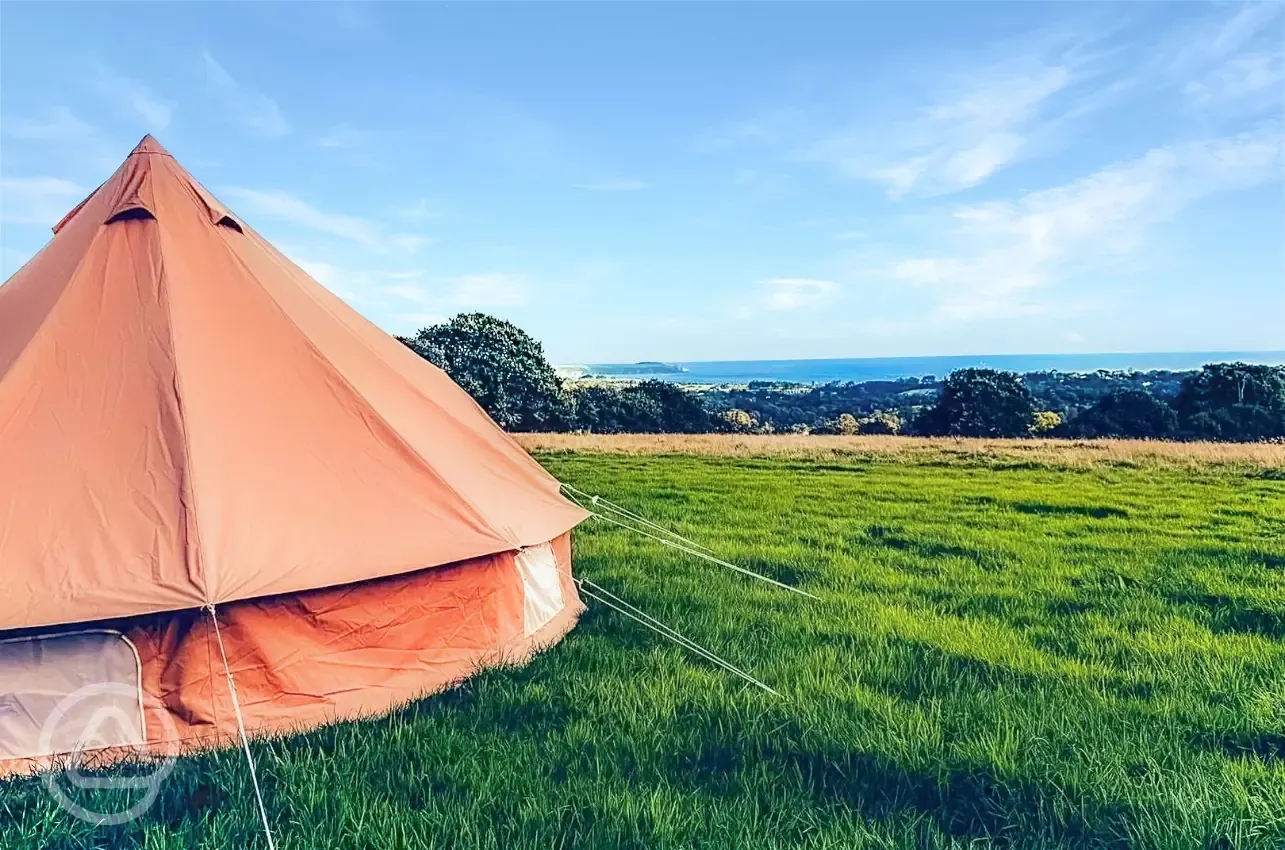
[152,219,212,604]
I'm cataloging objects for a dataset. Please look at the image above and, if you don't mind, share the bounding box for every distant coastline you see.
[562,351,1285,387]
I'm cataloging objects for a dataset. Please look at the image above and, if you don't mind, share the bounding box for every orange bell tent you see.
[0,136,589,775]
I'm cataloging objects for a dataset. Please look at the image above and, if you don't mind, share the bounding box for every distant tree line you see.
[399,314,1285,442]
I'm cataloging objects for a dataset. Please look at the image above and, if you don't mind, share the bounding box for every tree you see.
[913,369,1036,437]
[1063,390,1177,439]
[858,410,902,435]
[1174,363,1285,440]
[721,408,754,432]
[567,381,721,433]
[622,381,722,433]
[399,313,570,431]
[816,412,859,435]
[1030,411,1062,434]
[835,413,860,435]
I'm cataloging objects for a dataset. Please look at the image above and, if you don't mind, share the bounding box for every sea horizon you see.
[568,350,1285,386]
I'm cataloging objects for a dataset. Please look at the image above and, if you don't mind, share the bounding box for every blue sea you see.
[584,351,1285,386]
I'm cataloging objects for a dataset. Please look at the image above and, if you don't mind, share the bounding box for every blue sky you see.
[1,2,1282,364]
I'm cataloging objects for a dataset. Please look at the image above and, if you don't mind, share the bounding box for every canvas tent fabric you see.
[0,136,588,774]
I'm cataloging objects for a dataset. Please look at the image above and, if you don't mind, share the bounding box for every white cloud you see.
[385,233,432,253]
[1,108,94,141]
[447,273,529,307]
[202,51,289,137]
[93,67,172,130]
[835,231,868,241]
[383,272,530,315]
[804,63,1074,197]
[761,278,838,311]
[1175,1,1283,70]
[0,176,87,224]
[889,125,1284,320]
[220,187,429,253]
[222,187,379,243]
[573,178,647,191]
[1185,52,1285,108]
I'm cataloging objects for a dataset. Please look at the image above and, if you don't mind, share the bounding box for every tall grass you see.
[2,443,1282,848]
[515,433,1285,469]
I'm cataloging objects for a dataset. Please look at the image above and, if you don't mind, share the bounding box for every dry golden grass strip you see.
[515,432,1285,468]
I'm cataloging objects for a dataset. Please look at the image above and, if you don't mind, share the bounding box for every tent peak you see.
[130,134,172,157]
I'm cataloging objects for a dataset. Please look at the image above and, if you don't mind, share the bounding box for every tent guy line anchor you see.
[559,483,821,601]
[206,603,279,850]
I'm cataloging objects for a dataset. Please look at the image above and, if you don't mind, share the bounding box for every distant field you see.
[4,443,1283,848]
[516,432,1285,468]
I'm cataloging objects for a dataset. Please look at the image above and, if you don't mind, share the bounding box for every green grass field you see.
[3,444,1284,849]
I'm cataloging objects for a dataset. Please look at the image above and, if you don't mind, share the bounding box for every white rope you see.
[575,578,781,696]
[578,578,779,696]
[578,508,820,601]
[206,604,278,850]
[559,482,818,600]
[560,483,714,553]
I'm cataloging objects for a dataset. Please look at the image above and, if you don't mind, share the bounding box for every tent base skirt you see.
[0,532,581,777]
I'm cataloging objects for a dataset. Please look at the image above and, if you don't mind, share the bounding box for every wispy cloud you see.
[573,178,648,191]
[804,61,1076,198]
[282,256,423,309]
[202,51,289,137]
[1,107,94,141]
[448,273,529,307]
[379,273,530,328]
[0,176,87,224]
[888,124,1284,320]
[761,278,838,311]
[1165,3,1285,114]
[835,231,868,240]
[1185,52,1285,109]
[93,66,172,130]
[706,5,1281,202]
[385,234,431,253]
[220,187,429,253]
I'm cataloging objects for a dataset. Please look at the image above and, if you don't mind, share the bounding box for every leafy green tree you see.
[399,313,570,431]
[913,369,1036,437]
[1030,411,1062,434]
[815,412,859,435]
[568,381,720,433]
[1063,390,1177,439]
[568,385,632,434]
[1175,363,1285,440]
[721,408,754,432]
[858,410,902,435]
[621,381,722,433]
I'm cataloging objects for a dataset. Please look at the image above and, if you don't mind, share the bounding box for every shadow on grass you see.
[673,743,1134,847]
[1189,730,1285,764]
[1164,591,1285,640]
[860,525,1009,572]
[1011,502,1129,520]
